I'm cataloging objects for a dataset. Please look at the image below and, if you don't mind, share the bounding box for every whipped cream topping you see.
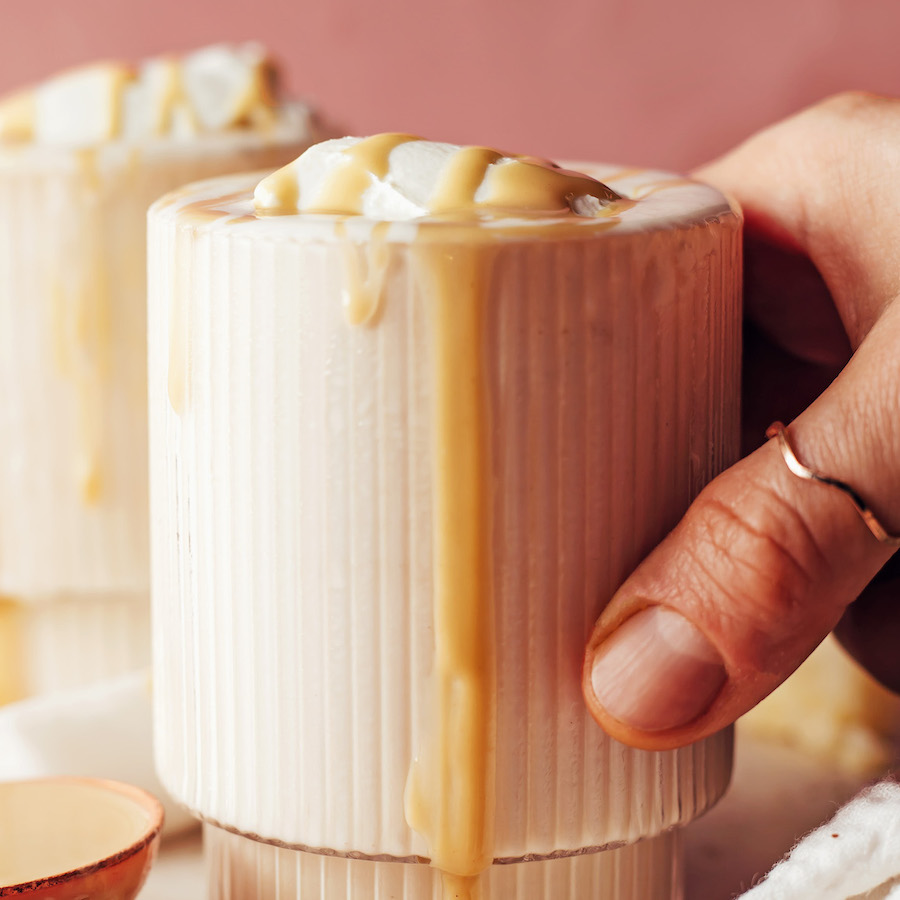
[0,43,282,145]
[253,134,622,219]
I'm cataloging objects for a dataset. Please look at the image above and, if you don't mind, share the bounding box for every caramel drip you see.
[256,135,622,219]
[340,221,392,326]
[76,149,109,502]
[0,49,276,145]
[107,65,133,140]
[75,146,102,192]
[0,598,25,705]
[255,163,299,214]
[308,133,419,214]
[442,873,482,900]
[49,150,111,503]
[429,147,503,214]
[0,89,35,141]
[478,155,620,213]
[150,58,197,137]
[404,244,496,897]
[232,60,279,129]
[324,203,507,899]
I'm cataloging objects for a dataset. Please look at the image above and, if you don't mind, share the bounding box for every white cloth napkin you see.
[740,779,900,899]
[0,669,196,836]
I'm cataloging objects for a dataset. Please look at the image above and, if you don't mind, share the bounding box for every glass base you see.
[204,823,683,900]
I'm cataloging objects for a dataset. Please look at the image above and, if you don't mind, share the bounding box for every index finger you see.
[583,94,900,750]
[697,92,900,350]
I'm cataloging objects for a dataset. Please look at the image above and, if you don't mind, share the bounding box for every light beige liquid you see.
[239,135,629,898]
[0,599,24,705]
[0,779,157,885]
[0,49,316,695]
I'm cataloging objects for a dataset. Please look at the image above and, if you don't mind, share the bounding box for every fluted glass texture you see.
[0,138,311,597]
[149,170,741,867]
[204,824,683,900]
[0,136,312,701]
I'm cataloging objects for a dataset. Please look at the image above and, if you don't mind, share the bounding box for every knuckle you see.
[803,91,900,139]
[683,479,829,635]
[802,92,900,166]
[811,90,886,120]
[751,95,900,327]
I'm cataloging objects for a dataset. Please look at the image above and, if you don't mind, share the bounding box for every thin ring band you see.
[766,421,900,548]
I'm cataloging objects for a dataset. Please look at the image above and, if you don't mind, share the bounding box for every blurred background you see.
[1,0,897,171]
[3,4,900,897]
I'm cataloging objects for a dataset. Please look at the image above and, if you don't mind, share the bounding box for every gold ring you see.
[766,421,900,548]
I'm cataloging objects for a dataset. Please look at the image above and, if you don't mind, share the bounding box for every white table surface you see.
[140,729,871,900]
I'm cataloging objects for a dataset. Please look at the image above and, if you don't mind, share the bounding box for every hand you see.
[582,93,900,751]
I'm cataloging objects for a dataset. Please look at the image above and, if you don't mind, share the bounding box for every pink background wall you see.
[1,0,897,171]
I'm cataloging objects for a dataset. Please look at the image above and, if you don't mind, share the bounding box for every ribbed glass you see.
[204,824,683,900]
[150,178,741,877]
[0,139,310,598]
[0,135,312,704]
[11,591,150,696]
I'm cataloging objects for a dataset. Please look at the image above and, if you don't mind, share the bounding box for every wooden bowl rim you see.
[0,776,164,896]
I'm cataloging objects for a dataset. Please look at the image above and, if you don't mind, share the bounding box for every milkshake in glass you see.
[149,135,741,899]
[0,45,318,701]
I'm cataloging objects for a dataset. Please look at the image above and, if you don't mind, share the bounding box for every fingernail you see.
[589,606,726,732]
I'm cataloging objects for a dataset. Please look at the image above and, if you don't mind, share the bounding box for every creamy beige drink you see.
[0,45,318,701]
[149,135,741,899]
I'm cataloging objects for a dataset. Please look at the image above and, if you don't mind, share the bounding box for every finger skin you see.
[699,91,900,350]
[584,94,900,750]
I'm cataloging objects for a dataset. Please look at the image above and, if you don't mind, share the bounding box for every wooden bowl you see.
[0,777,163,899]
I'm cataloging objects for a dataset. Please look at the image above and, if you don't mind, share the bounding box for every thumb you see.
[582,94,900,751]
[582,311,898,749]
